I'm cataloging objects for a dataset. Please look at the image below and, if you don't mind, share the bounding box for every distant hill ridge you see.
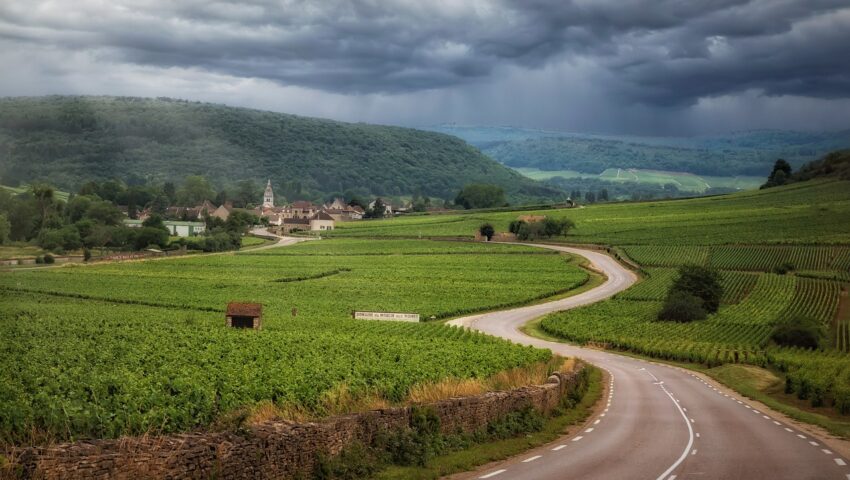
[0,96,562,203]
[427,125,850,177]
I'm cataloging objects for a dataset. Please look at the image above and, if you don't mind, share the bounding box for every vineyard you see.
[622,244,850,273]
[0,239,587,321]
[0,239,585,444]
[543,255,850,413]
[330,179,850,245]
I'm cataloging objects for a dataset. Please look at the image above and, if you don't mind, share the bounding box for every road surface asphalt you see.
[447,244,849,480]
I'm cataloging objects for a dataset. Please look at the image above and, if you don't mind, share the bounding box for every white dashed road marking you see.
[522,455,542,463]
[480,469,506,479]
[835,458,847,466]
[552,445,566,451]
[572,436,584,442]
[823,449,833,455]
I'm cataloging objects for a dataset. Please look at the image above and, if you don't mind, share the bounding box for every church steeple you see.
[263,180,274,208]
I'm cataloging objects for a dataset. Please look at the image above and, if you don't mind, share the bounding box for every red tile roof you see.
[226,302,262,317]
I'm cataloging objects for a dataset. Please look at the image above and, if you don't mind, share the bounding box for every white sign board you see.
[353,311,421,322]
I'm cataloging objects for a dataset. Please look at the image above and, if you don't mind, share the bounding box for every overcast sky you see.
[1,0,849,135]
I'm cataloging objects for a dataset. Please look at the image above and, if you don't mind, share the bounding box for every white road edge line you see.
[835,458,847,466]
[522,455,542,463]
[480,469,506,478]
[655,387,695,480]
[552,445,566,451]
[572,436,584,442]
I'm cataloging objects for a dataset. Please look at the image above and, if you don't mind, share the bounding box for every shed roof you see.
[226,302,262,317]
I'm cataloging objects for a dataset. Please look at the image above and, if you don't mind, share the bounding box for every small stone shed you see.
[225,302,262,329]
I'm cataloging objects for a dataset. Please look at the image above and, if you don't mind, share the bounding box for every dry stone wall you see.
[8,368,584,480]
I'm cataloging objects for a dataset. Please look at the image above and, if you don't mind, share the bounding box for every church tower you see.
[263,179,274,208]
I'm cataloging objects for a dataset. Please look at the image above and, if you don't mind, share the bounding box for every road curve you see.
[447,244,849,480]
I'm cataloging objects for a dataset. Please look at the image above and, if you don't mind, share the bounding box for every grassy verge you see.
[704,363,850,438]
[372,366,603,480]
[240,235,275,249]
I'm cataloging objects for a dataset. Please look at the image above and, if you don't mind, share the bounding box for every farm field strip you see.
[622,244,850,273]
[0,241,587,321]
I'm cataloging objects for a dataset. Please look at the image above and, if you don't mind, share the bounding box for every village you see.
[123,180,400,237]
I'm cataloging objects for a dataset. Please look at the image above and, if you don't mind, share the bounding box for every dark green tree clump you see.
[455,184,507,209]
[657,291,707,322]
[761,159,793,189]
[771,316,823,349]
[658,265,723,322]
[509,218,574,241]
[479,223,495,241]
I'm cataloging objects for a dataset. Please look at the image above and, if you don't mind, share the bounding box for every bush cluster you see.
[657,265,723,322]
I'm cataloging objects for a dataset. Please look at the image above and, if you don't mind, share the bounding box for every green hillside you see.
[0,96,562,203]
[428,125,850,177]
[329,179,850,245]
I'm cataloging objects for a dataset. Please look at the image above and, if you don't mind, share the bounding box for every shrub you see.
[83,248,91,262]
[34,255,44,264]
[479,223,495,241]
[508,220,526,234]
[42,253,55,264]
[772,262,795,275]
[771,316,823,349]
[657,290,707,322]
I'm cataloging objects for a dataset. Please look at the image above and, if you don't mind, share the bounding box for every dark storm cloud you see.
[0,0,849,106]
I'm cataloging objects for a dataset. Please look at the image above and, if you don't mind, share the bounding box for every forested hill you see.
[0,96,562,203]
[427,125,850,177]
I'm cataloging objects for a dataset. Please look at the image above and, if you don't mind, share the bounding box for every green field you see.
[328,180,850,417]
[329,179,850,245]
[1,184,70,203]
[0,239,587,443]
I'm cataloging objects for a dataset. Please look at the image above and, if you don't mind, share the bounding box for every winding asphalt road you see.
[448,244,849,480]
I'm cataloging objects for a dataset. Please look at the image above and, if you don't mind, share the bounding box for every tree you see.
[761,159,793,189]
[366,198,386,219]
[657,291,707,322]
[142,214,167,230]
[38,225,82,252]
[176,175,214,206]
[599,189,609,201]
[66,195,94,223]
[163,182,177,204]
[150,194,170,214]
[508,220,526,235]
[479,223,495,241]
[31,183,56,231]
[585,191,596,203]
[224,210,256,233]
[133,227,169,250]
[542,218,575,238]
[771,316,823,349]
[454,184,506,209]
[0,213,10,244]
[233,180,258,208]
[84,200,123,226]
[668,265,724,314]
